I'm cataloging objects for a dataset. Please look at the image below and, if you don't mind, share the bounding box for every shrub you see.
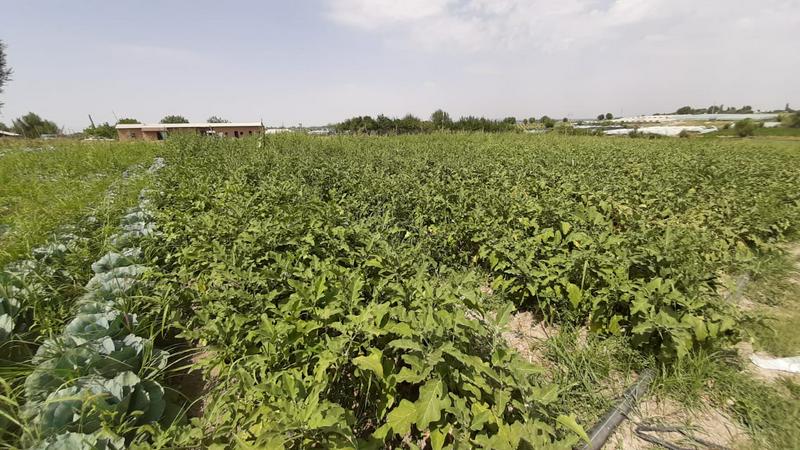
[735,119,756,137]
[790,112,800,128]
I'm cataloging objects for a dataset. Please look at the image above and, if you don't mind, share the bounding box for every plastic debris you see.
[750,355,800,373]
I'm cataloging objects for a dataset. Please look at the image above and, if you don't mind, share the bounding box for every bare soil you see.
[169,348,219,418]
[607,397,747,450]
[502,311,559,366]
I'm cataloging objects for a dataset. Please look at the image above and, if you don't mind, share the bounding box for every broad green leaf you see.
[415,378,446,430]
[557,414,590,442]
[429,428,446,450]
[566,283,582,309]
[353,349,384,379]
[385,400,416,436]
[469,402,494,431]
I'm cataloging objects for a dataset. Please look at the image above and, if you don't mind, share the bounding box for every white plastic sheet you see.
[750,355,800,373]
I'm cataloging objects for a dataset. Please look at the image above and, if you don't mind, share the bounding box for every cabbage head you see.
[34,372,166,437]
[31,431,124,450]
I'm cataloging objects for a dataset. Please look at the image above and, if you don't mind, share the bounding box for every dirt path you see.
[607,398,745,450]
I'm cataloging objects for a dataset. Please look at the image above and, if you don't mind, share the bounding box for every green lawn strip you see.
[0,140,159,266]
[706,126,800,138]
[741,247,800,357]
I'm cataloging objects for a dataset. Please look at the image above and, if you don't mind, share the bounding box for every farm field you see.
[0,140,160,266]
[706,126,800,139]
[2,134,800,449]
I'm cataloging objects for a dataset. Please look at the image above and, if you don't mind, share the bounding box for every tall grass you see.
[0,140,160,266]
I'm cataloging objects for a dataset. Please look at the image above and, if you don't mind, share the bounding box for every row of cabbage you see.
[1,230,89,343]
[1,158,166,346]
[17,162,172,449]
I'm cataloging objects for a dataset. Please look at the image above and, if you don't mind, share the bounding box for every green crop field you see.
[707,126,800,139]
[0,140,160,266]
[2,134,800,449]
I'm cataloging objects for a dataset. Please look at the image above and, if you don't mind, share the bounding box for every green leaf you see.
[353,349,384,379]
[561,221,572,235]
[385,400,416,436]
[469,403,494,431]
[493,303,515,327]
[531,384,559,406]
[557,414,589,442]
[566,283,582,309]
[427,428,445,450]
[608,315,622,335]
[415,378,446,430]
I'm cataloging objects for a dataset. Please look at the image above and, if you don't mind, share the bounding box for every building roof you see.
[0,130,21,137]
[116,122,263,130]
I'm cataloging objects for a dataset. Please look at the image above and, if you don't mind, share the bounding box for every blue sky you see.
[2,0,798,131]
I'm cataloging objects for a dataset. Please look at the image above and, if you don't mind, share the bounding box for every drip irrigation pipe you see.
[578,369,654,450]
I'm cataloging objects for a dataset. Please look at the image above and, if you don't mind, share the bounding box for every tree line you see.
[673,105,756,115]
[336,110,532,134]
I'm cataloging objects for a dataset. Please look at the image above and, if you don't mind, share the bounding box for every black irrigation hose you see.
[579,369,654,450]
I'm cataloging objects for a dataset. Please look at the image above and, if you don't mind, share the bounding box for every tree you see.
[789,112,800,128]
[375,114,394,134]
[207,116,229,123]
[117,118,140,124]
[597,114,605,121]
[562,117,568,123]
[12,112,59,138]
[0,40,12,112]
[734,119,756,137]
[160,115,189,124]
[430,109,453,130]
[0,122,9,131]
[528,117,536,124]
[675,106,693,115]
[503,117,517,125]
[605,113,613,120]
[397,114,423,134]
[83,122,116,139]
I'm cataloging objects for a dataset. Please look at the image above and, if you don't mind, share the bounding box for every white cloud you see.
[327,0,455,29]
[326,0,798,53]
[320,0,798,119]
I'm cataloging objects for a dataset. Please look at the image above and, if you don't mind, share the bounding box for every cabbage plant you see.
[25,334,155,403]
[31,431,124,450]
[0,286,21,340]
[33,372,166,437]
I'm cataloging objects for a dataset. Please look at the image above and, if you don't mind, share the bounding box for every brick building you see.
[116,122,264,141]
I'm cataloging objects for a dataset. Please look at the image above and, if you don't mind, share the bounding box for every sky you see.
[1,0,798,132]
